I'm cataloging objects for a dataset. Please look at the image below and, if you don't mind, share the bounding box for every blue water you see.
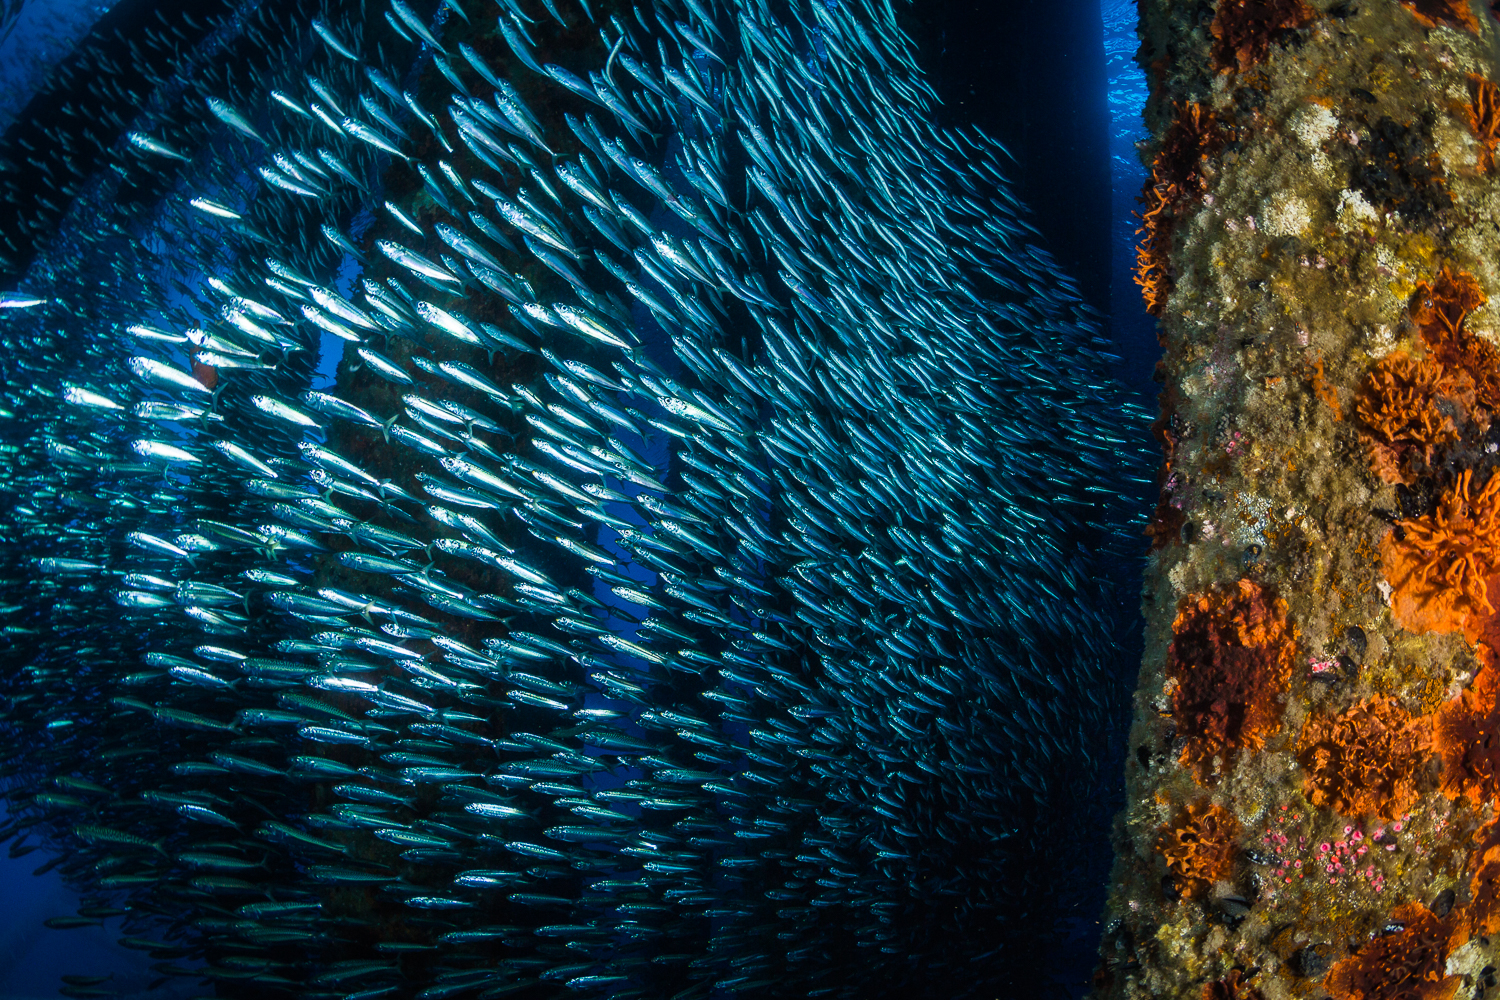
[0,0,1155,994]
[1102,0,1156,405]
[0,0,120,129]
[0,851,199,999]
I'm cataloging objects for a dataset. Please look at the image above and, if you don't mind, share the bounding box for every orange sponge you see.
[1381,470,1500,638]
[1297,697,1432,821]
[1157,800,1240,898]
[1169,580,1297,780]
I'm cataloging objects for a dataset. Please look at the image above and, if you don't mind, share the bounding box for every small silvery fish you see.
[0,5,1146,998]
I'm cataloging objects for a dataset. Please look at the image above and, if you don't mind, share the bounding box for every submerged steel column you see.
[1098,1,1500,997]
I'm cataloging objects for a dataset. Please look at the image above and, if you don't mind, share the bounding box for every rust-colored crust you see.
[1168,579,1297,781]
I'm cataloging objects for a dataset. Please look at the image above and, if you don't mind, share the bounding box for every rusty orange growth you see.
[1133,179,1178,317]
[1436,665,1500,805]
[1201,968,1265,1000]
[1308,355,1342,419]
[1413,266,1488,344]
[1381,470,1500,639]
[1143,492,1187,551]
[1461,820,1500,938]
[1467,75,1500,172]
[1168,580,1296,780]
[1155,799,1239,899]
[1400,0,1481,31]
[1296,697,1432,821]
[1157,102,1231,195]
[1410,267,1500,411]
[1355,352,1469,484]
[1324,902,1463,1000]
[1209,0,1317,74]
[1133,103,1231,316]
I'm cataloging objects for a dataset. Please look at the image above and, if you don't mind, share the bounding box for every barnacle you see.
[1209,0,1317,74]
[1381,470,1500,637]
[1297,697,1432,820]
[1466,75,1500,171]
[1156,799,1239,898]
[1324,903,1462,1000]
[1168,579,1297,779]
[1355,352,1468,484]
[1410,267,1500,410]
[1202,968,1266,1000]
[1435,665,1500,804]
[1400,0,1481,31]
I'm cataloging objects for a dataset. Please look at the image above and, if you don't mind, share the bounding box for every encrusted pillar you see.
[1097,2,1500,998]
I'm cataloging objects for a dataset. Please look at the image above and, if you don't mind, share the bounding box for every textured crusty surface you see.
[1097,2,1500,998]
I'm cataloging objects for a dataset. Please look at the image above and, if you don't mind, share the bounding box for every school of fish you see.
[0,0,1148,996]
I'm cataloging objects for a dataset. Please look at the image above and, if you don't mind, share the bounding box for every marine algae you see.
[1410,267,1500,410]
[1400,0,1482,33]
[1134,103,1233,318]
[1105,0,1500,996]
[1435,663,1500,804]
[1201,968,1267,1000]
[1465,74,1500,172]
[1459,819,1500,937]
